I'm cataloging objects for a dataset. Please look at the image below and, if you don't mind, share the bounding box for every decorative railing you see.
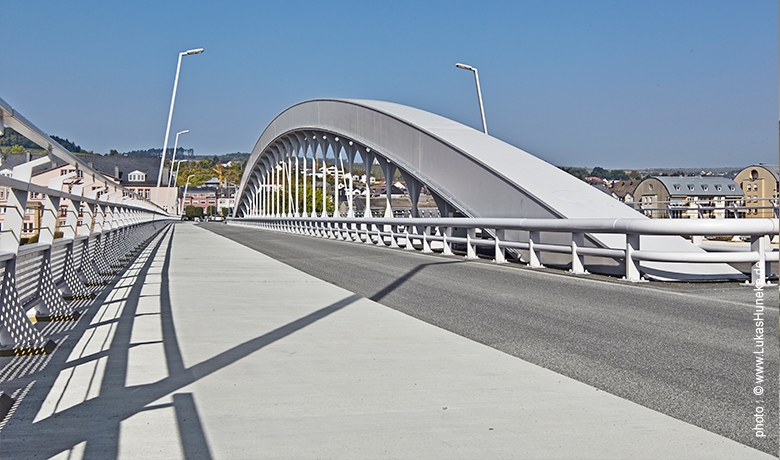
[230,216,778,286]
[0,96,174,356]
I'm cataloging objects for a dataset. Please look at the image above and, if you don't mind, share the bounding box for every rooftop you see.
[650,176,742,197]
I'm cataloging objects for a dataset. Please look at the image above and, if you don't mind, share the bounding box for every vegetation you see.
[185,206,204,218]
[50,135,86,153]
[0,127,40,149]
[559,166,642,182]
[175,157,244,187]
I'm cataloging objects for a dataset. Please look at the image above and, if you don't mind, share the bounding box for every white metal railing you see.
[229,216,778,286]
[0,96,176,355]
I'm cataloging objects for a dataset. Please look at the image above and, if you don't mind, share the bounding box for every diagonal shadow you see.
[198,222,464,306]
[173,392,213,460]
[32,293,361,459]
[369,260,463,303]
[1,223,362,459]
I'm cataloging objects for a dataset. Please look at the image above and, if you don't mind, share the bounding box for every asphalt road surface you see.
[202,223,778,454]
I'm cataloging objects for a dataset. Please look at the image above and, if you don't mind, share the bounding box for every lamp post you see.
[168,130,189,186]
[455,63,487,134]
[181,174,195,216]
[172,159,187,187]
[155,48,204,204]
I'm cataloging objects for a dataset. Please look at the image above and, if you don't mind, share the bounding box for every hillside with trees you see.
[175,156,245,187]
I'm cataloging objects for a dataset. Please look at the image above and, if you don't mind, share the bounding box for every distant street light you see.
[455,62,487,134]
[181,174,196,216]
[168,129,189,186]
[172,159,187,187]
[155,48,204,203]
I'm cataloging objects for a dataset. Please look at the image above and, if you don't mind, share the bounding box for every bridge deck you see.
[0,222,772,459]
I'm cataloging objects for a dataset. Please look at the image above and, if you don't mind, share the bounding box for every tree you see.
[108,149,119,156]
[590,166,607,178]
[9,144,25,155]
[559,166,589,181]
[0,128,38,149]
[185,206,204,218]
[609,170,629,181]
[629,170,641,180]
[50,135,84,153]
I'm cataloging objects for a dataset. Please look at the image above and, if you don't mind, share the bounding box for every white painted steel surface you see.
[235,99,762,280]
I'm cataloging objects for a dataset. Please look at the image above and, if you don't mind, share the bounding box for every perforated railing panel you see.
[51,244,67,285]
[16,251,44,307]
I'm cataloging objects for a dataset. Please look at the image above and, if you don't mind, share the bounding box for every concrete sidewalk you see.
[0,222,772,459]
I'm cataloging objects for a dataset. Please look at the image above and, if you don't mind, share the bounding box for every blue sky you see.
[1,1,776,168]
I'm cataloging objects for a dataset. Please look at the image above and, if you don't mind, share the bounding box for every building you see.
[610,180,640,203]
[733,165,779,218]
[633,176,743,218]
[182,186,218,214]
[0,153,178,237]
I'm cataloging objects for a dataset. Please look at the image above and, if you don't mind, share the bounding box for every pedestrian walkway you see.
[0,222,772,459]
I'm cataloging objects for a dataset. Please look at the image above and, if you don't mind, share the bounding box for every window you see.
[688,185,695,191]
[702,185,708,191]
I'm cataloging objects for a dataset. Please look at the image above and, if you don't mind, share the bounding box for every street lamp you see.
[155,48,204,203]
[172,159,187,187]
[181,174,196,216]
[455,63,487,134]
[168,129,189,186]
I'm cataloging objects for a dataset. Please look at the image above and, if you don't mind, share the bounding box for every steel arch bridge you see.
[234,99,748,281]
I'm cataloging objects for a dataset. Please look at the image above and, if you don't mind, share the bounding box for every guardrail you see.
[229,216,778,286]
[0,96,175,356]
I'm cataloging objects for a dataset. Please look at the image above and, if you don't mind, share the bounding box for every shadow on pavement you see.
[0,224,361,459]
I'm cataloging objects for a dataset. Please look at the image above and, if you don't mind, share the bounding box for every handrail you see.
[0,96,167,213]
[231,215,777,285]
[238,215,778,236]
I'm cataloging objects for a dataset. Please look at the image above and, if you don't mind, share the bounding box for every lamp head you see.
[184,48,205,55]
[455,63,474,71]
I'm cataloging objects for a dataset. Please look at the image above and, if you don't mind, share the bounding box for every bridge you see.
[0,97,777,457]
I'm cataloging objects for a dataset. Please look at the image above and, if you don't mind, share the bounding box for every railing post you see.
[422,226,433,254]
[625,234,642,282]
[570,232,586,274]
[404,225,414,250]
[494,229,506,264]
[442,227,454,256]
[528,231,542,268]
[750,235,769,286]
[466,228,477,259]
[387,224,400,248]
[361,222,372,245]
